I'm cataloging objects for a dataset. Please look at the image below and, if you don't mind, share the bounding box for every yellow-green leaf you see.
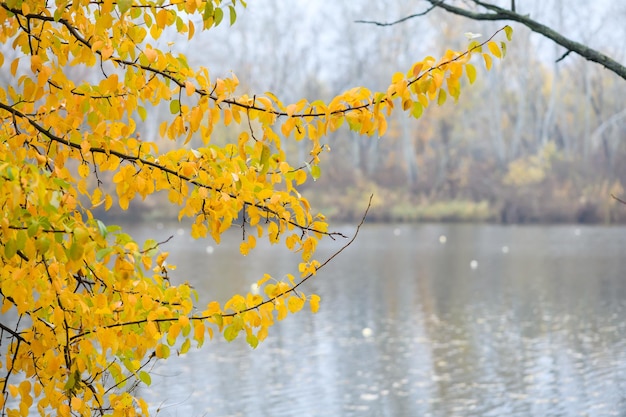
[170,99,180,114]
[139,371,151,386]
[466,63,477,84]
[437,89,447,106]
[504,25,513,41]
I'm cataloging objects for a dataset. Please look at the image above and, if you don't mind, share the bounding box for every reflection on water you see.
[132,223,626,417]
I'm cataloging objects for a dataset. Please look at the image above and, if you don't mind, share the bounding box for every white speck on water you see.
[393,228,401,236]
[574,228,581,236]
[501,245,509,254]
[205,245,214,254]
[360,393,379,401]
[439,235,447,244]
[361,327,373,338]
[156,222,164,230]
[470,260,478,269]
[176,228,185,236]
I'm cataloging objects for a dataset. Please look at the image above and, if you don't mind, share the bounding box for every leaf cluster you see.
[0,0,511,414]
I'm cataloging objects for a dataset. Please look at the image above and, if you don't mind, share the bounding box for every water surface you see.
[136,223,626,417]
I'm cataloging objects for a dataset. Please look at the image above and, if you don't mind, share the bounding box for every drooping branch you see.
[3,2,506,120]
[357,0,626,81]
[68,195,372,342]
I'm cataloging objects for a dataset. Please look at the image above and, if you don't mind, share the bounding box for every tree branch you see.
[356,0,626,81]
[612,194,626,206]
[0,322,29,345]
[0,101,345,240]
[423,0,626,81]
[355,4,438,26]
[68,195,373,342]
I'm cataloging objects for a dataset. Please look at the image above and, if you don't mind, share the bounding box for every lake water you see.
[129,223,626,417]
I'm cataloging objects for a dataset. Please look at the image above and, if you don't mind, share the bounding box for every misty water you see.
[131,223,626,417]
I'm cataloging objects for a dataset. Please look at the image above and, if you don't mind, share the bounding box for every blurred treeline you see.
[175,1,626,223]
[5,1,624,223]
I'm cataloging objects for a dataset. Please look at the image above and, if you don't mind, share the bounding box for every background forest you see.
[7,0,623,223]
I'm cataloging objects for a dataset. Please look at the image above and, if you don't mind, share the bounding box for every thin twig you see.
[355,4,437,26]
[611,194,626,205]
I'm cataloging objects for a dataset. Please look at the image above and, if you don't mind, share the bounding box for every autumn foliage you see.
[0,0,510,415]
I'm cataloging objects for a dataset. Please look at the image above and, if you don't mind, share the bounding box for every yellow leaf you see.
[504,25,513,41]
[487,41,501,58]
[78,163,90,178]
[180,338,191,354]
[482,53,493,70]
[155,343,170,359]
[257,273,272,287]
[411,62,424,78]
[185,81,195,96]
[287,296,304,314]
[144,47,157,63]
[465,63,477,84]
[70,396,83,411]
[310,294,321,313]
[11,58,19,76]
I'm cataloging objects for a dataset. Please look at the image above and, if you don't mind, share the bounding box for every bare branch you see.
[612,194,626,206]
[355,4,437,26]
[358,0,626,81]
[429,0,626,80]
[0,322,29,345]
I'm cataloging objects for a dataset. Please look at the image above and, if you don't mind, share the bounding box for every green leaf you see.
[179,338,191,354]
[143,239,159,257]
[16,230,26,250]
[36,236,51,254]
[259,144,270,174]
[246,334,258,348]
[68,241,84,261]
[411,102,423,119]
[63,370,80,392]
[27,221,39,238]
[139,371,151,386]
[212,313,223,328]
[229,5,237,25]
[437,89,447,106]
[96,247,114,262]
[95,219,107,237]
[224,324,239,342]
[203,1,214,21]
[213,7,224,26]
[4,239,16,259]
[169,99,180,115]
[117,0,132,14]
[138,106,147,122]
[310,165,321,181]
[53,7,63,21]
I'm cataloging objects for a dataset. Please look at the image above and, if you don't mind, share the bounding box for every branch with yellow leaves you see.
[68,195,371,343]
[0,101,343,240]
